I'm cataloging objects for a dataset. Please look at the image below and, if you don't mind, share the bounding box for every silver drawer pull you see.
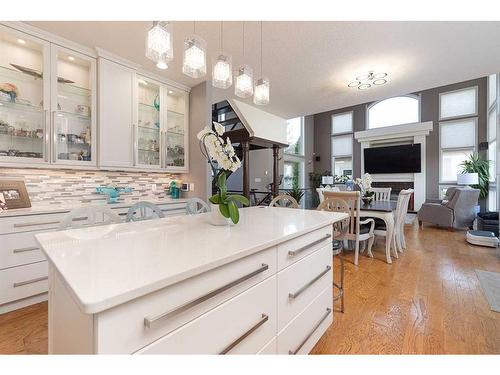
[13,246,40,254]
[289,308,332,355]
[220,313,269,355]
[14,220,60,228]
[13,276,48,288]
[288,234,331,257]
[289,265,331,299]
[144,263,269,328]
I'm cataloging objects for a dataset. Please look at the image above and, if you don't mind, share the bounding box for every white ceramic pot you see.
[209,203,230,226]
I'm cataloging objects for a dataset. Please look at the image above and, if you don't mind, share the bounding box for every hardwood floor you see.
[1,222,499,354]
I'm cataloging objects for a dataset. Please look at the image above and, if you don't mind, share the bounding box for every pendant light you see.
[182,22,207,78]
[212,21,232,89]
[145,21,173,70]
[254,21,270,105]
[235,22,254,98]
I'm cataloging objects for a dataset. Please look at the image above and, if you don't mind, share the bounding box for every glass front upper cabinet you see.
[0,27,50,163]
[136,76,161,168]
[165,87,188,171]
[51,46,96,165]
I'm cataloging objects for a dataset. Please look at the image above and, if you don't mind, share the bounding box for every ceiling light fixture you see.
[235,22,254,98]
[348,71,388,90]
[254,21,269,105]
[212,22,232,89]
[68,56,75,61]
[182,22,207,78]
[17,39,26,45]
[146,21,173,70]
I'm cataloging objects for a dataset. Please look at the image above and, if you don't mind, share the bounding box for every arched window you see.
[367,95,420,129]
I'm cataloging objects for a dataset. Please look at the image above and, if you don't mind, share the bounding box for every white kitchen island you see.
[35,206,348,354]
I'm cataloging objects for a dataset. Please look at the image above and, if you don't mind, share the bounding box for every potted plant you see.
[198,122,249,225]
[459,152,490,199]
[286,178,305,205]
[355,173,375,205]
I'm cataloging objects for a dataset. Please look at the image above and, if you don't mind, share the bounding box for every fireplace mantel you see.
[354,121,434,211]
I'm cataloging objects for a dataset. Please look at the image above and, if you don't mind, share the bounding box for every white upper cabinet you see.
[164,87,189,172]
[51,45,97,166]
[98,58,135,169]
[0,25,50,164]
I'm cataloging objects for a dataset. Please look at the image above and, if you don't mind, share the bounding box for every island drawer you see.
[277,243,332,331]
[135,276,277,354]
[0,230,49,270]
[96,246,277,354]
[277,225,332,271]
[277,284,333,355]
[0,261,48,305]
[0,213,66,235]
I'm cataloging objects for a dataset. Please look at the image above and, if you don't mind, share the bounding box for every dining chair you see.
[316,186,340,203]
[374,189,413,253]
[59,206,122,229]
[269,194,299,208]
[321,191,375,266]
[186,198,210,215]
[316,197,350,312]
[126,201,165,222]
[371,187,392,201]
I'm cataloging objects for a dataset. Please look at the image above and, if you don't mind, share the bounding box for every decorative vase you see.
[209,203,230,226]
[362,195,373,205]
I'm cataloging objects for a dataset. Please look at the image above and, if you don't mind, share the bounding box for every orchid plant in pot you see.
[355,173,374,205]
[197,122,249,225]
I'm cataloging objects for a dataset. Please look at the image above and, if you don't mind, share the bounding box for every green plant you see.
[459,152,490,199]
[309,170,332,189]
[286,180,305,204]
[209,172,249,224]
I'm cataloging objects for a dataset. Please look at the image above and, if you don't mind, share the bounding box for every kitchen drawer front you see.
[277,243,332,331]
[277,225,332,271]
[0,213,66,235]
[97,247,277,354]
[0,261,48,305]
[135,276,277,354]
[0,230,49,270]
[277,284,333,355]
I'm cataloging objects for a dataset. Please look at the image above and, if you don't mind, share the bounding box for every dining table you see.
[359,200,398,264]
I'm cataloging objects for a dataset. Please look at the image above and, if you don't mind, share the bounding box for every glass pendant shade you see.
[212,54,233,89]
[182,35,207,78]
[253,77,270,105]
[146,22,173,67]
[234,65,254,98]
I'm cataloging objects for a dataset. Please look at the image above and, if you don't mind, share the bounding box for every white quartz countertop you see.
[36,206,347,314]
[0,198,188,218]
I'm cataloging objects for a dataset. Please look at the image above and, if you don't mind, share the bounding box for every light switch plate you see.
[189,183,195,191]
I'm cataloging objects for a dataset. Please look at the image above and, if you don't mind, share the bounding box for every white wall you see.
[231,99,287,145]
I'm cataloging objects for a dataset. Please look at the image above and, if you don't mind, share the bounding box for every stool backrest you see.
[269,194,299,208]
[126,201,165,222]
[321,191,360,239]
[186,198,210,215]
[59,206,122,229]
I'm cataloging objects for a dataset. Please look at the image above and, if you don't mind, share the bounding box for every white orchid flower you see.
[213,121,225,136]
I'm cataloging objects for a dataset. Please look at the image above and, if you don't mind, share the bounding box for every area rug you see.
[476,269,500,312]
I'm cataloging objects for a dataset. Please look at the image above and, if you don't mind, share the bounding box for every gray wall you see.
[303,115,315,188]
[312,77,488,200]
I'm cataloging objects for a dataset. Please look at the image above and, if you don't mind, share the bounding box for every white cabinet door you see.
[164,87,189,173]
[98,58,134,168]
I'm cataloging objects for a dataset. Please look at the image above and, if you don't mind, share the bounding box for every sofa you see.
[418,187,480,230]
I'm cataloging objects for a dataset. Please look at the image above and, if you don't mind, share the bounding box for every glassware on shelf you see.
[166,89,186,168]
[137,77,161,167]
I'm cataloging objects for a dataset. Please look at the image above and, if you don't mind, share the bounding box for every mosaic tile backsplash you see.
[0,168,181,207]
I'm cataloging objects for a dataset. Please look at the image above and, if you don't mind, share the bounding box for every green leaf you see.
[218,172,227,199]
[209,194,220,204]
[218,203,230,218]
[227,195,250,206]
[227,200,240,224]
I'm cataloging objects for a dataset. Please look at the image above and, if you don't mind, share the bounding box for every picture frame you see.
[0,180,31,209]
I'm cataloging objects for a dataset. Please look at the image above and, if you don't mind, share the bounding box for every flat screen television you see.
[364,144,421,174]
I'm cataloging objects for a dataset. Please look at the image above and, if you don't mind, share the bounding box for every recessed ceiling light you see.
[17,39,26,45]
[156,61,168,70]
[358,84,371,90]
[68,56,75,61]
[348,81,361,88]
[168,90,174,94]
[349,71,388,90]
[373,72,387,79]
[373,79,387,85]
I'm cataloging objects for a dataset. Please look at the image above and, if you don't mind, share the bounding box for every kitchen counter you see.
[36,206,346,314]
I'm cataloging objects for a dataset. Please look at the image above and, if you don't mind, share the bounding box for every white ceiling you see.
[27,21,500,119]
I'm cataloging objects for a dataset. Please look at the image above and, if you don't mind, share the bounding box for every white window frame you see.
[366,94,421,129]
[488,75,498,211]
[331,111,354,178]
[439,118,478,184]
[439,86,479,121]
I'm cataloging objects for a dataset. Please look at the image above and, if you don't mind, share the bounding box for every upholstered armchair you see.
[418,187,480,230]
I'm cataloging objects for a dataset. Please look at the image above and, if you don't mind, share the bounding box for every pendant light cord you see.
[260,21,263,76]
[242,21,245,58]
[220,21,223,52]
